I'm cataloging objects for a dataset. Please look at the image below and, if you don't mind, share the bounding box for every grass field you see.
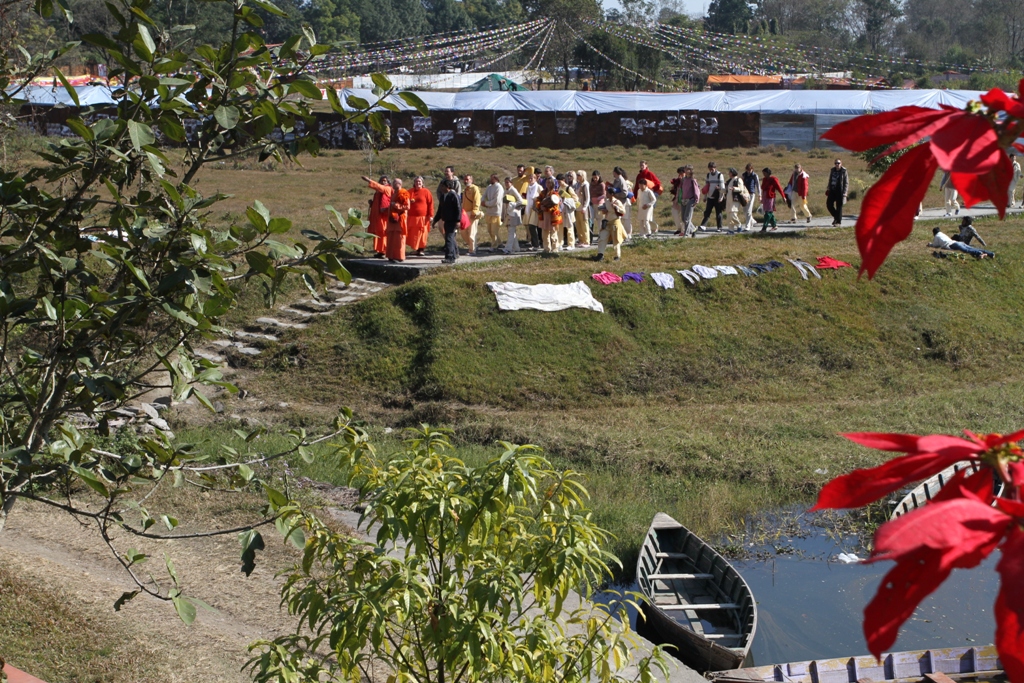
[183,213,1024,572]
[193,145,948,251]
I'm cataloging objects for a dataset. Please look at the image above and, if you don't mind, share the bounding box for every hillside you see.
[223,217,1024,561]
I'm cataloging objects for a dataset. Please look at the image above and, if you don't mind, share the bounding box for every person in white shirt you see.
[929,226,993,258]
[724,168,750,231]
[940,171,959,216]
[481,174,504,252]
[575,169,591,248]
[559,172,578,250]
[1010,153,1022,209]
[636,178,657,237]
[501,176,524,254]
[698,161,726,232]
[524,173,542,251]
[610,166,633,238]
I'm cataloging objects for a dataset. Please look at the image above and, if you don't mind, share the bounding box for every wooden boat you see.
[709,645,1002,683]
[890,461,995,521]
[636,512,757,673]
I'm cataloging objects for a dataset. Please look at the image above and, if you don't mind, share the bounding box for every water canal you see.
[609,506,1000,667]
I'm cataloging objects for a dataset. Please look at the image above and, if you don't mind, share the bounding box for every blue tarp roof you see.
[11,84,991,115]
[12,84,118,106]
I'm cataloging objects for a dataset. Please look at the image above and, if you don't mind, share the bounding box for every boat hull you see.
[636,513,757,673]
[709,645,1003,683]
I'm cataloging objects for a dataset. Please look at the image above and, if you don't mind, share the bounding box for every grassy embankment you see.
[176,214,1024,571]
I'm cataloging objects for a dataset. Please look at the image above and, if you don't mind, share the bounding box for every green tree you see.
[304,0,361,44]
[464,0,524,29]
[704,0,753,34]
[249,428,669,683]
[424,0,474,35]
[855,0,901,53]
[0,0,428,621]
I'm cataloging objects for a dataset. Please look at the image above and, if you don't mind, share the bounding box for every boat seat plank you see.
[659,603,740,611]
[655,552,692,559]
[649,573,714,580]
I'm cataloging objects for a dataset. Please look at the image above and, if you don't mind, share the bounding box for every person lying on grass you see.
[928,226,995,259]
[954,216,988,247]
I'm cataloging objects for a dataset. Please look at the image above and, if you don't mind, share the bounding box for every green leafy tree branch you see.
[0,0,427,622]
[250,427,669,683]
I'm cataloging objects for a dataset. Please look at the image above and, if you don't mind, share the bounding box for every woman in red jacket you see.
[760,167,786,232]
[786,163,812,224]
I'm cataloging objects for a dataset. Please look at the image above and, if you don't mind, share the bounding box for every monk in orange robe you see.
[406,176,434,256]
[362,175,391,258]
[385,178,410,262]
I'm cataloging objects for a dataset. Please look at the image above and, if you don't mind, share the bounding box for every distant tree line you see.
[3,0,1020,90]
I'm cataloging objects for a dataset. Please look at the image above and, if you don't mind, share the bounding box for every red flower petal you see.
[951,152,1014,218]
[865,546,953,657]
[811,450,977,510]
[845,431,982,455]
[855,144,939,278]
[821,107,953,153]
[996,527,1024,683]
[980,88,1024,119]
[872,497,1010,560]
[865,499,1009,657]
[997,497,1024,518]
[965,429,1024,449]
[1010,462,1024,488]
[929,113,1003,174]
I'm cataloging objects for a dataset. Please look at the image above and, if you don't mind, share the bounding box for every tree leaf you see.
[370,73,392,92]
[127,120,156,151]
[398,91,429,117]
[114,590,140,611]
[172,595,197,625]
[289,79,322,100]
[136,24,156,59]
[52,66,80,106]
[239,529,265,576]
[215,105,240,130]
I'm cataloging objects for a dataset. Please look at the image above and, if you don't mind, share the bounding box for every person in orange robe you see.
[385,178,410,262]
[406,176,434,256]
[362,175,391,258]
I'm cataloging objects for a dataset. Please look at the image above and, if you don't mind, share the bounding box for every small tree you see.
[0,0,427,621]
[250,427,669,683]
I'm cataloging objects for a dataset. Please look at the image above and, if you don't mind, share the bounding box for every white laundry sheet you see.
[486,281,605,313]
[651,272,675,289]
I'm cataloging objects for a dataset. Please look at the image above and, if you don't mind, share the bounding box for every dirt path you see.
[0,498,305,683]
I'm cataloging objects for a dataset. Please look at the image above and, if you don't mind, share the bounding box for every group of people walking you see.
[360,156,855,263]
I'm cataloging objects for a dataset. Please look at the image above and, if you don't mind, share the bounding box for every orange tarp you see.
[706,75,783,85]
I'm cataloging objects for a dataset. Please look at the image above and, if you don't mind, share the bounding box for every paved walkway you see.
[343,202,1023,282]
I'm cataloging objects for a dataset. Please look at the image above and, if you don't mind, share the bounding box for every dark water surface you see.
[605,509,1000,667]
[735,537,998,665]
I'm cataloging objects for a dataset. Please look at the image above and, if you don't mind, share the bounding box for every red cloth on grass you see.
[591,271,623,285]
[816,256,852,269]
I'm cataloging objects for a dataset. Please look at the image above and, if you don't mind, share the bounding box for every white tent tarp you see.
[341,87,991,115]
[10,84,993,115]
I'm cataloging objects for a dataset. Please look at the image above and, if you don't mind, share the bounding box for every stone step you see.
[278,307,330,318]
[195,349,226,363]
[292,299,340,312]
[231,330,279,342]
[254,317,308,330]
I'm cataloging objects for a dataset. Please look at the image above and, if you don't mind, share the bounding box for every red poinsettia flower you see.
[811,430,1024,509]
[822,79,1024,278]
[813,430,1024,682]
